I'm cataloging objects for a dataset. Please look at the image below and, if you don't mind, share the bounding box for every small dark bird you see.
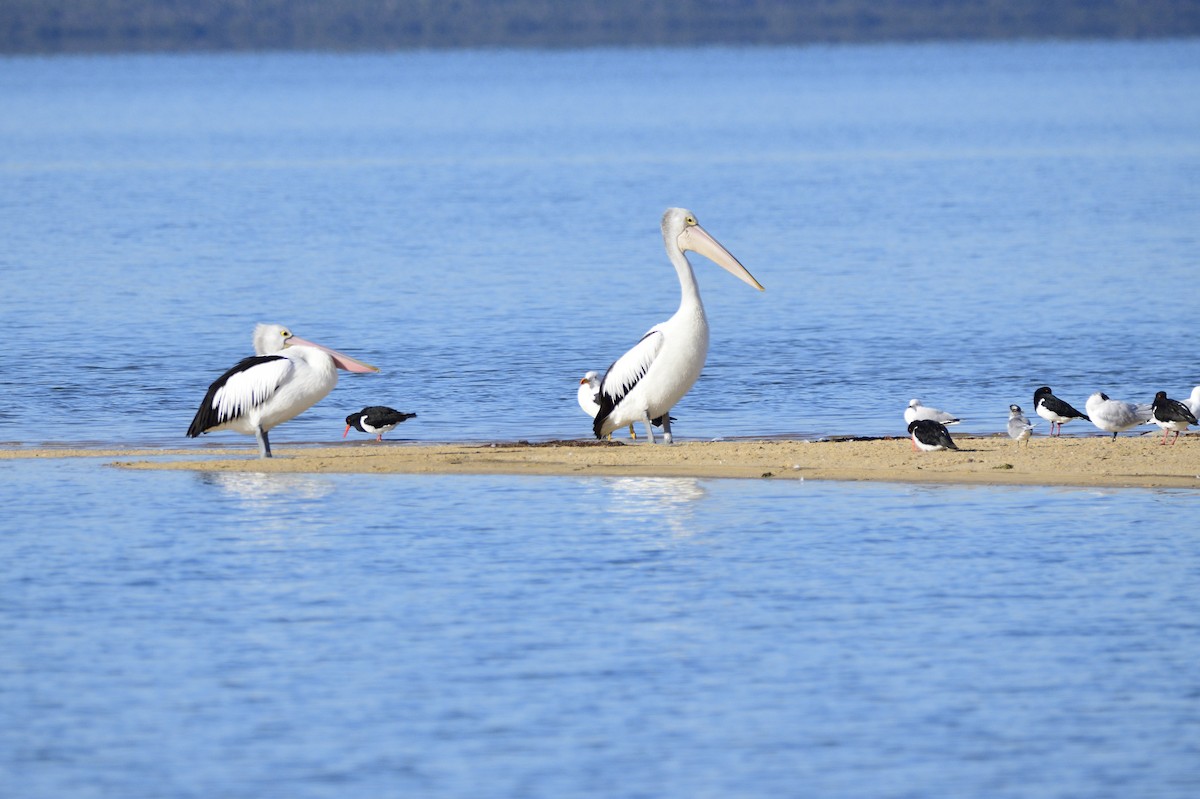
[344,406,417,442]
[1150,391,1197,445]
[908,419,958,451]
[1033,386,1089,436]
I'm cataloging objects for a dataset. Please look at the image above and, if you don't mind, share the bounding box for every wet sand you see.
[6,435,1199,489]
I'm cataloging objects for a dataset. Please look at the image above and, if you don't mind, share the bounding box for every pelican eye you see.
[685,215,697,226]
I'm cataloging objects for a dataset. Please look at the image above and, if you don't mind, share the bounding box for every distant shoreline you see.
[4,0,1199,56]
[6,437,1199,490]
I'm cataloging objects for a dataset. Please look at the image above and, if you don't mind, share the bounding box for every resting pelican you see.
[592,208,763,443]
[344,406,417,442]
[187,323,378,458]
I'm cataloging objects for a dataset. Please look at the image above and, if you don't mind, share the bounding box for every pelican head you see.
[253,323,293,355]
[252,322,378,373]
[662,208,763,291]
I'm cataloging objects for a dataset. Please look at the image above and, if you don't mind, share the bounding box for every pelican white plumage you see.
[592,208,763,443]
[187,323,378,457]
[578,371,637,439]
[904,399,961,426]
[1084,392,1152,441]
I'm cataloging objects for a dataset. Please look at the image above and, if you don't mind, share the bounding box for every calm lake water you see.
[2,40,1200,798]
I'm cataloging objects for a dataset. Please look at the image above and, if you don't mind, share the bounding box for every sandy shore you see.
[5,435,1198,489]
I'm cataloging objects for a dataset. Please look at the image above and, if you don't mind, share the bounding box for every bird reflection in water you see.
[605,476,707,538]
[197,471,336,530]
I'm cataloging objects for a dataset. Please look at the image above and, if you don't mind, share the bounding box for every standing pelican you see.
[1149,391,1197,445]
[187,323,378,458]
[1084,392,1152,441]
[593,209,763,443]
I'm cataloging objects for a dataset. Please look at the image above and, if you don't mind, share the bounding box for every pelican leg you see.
[640,413,657,444]
[660,413,673,445]
[256,426,273,458]
[628,424,637,439]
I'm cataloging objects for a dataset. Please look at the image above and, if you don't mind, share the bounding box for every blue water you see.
[3,40,1200,798]
[2,41,1199,445]
[3,459,1200,798]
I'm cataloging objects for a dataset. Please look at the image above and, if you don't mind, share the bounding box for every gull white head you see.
[578,371,602,417]
[252,323,378,373]
[662,208,764,291]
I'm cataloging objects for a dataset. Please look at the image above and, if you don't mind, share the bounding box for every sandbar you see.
[5,435,1198,489]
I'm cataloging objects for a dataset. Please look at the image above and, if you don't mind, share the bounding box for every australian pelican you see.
[592,208,763,443]
[187,323,378,457]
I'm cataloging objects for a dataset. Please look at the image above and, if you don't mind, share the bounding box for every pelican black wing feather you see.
[592,331,662,440]
[592,381,621,439]
[187,354,287,437]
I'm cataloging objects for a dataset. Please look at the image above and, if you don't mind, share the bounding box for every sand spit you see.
[3,434,1189,489]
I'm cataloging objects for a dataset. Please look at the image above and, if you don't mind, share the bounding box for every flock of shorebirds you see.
[903,386,1200,452]
[184,206,1197,459]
